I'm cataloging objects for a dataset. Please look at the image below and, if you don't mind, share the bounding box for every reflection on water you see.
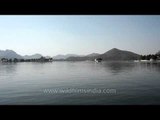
[0,62,18,78]
[0,61,160,105]
[137,62,160,72]
[101,61,135,75]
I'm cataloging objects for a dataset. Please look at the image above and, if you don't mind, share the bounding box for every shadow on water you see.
[100,61,136,75]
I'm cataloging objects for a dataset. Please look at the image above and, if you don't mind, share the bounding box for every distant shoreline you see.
[0,57,53,63]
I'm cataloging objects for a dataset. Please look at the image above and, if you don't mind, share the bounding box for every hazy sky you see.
[0,15,160,56]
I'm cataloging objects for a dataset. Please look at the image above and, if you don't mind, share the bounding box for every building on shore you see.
[1,58,8,62]
[0,57,53,63]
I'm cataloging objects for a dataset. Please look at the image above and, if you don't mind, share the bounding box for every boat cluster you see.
[94,58,102,63]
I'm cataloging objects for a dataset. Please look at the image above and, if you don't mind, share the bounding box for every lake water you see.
[0,61,160,105]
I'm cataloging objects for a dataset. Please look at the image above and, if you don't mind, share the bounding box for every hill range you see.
[0,48,142,61]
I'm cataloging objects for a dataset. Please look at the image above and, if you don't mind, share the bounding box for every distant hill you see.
[0,49,23,59]
[66,48,140,61]
[23,54,43,59]
[0,50,50,60]
[53,54,83,60]
[0,48,140,61]
[66,56,90,61]
[66,53,99,61]
[156,51,160,55]
[86,53,100,57]
[98,48,140,60]
[45,56,51,59]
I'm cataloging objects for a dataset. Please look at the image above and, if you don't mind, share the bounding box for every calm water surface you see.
[0,61,160,105]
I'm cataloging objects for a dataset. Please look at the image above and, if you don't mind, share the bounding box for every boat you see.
[95,58,102,63]
[134,60,140,62]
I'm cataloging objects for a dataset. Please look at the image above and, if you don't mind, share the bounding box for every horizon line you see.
[0,48,159,56]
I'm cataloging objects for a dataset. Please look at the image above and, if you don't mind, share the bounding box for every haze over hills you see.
[0,50,45,59]
[53,53,100,60]
[156,51,160,55]
[86,53,100,57]
[53,54,84,60]
[0,50,83,60]
[23,54,43,59]
[0,50,23,59]
[61,53,100,61]
[66,54,96,61]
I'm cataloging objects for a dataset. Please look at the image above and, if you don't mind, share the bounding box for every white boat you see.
[140,60,149,62]
[134,60,140,62]
[95,58,102,63]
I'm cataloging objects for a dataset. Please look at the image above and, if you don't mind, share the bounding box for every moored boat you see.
[95,58,102,63]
